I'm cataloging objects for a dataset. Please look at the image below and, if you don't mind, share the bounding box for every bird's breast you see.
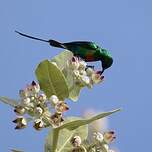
[84,51,96,61]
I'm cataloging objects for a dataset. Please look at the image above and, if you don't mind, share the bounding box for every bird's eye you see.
[96,45,100,49]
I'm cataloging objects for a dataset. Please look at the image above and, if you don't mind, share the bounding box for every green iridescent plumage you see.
[15,31,113,74]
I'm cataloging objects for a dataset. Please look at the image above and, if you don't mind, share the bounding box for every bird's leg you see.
[86,65,95,69]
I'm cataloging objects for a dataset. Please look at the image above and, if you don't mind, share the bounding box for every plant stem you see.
[52,128,59,152]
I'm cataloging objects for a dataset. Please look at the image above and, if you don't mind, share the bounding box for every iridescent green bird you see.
[15,31,113,74]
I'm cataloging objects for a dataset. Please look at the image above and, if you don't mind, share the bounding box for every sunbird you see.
[15,31,113,74]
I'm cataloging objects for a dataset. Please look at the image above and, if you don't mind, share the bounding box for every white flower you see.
[79,70,87,76]
[50,95,59,105]
[19,89,28,98]
[34,107,43,116]
[78,60,87,70]
[69,57,80,70]
[73,70,80,78]
[30,96,35,101]
[21,98,34,108]
[93,132,104,142]
[71,136,82,147]
[31,81,40,93]
[38,93,47,102]
[14,105,26,115]
[86,67,94,76]
[81,75,90,85]
[21,97,31,106]
[25,81,40,96]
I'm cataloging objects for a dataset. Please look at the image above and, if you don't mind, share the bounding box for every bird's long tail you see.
[15,31,49,42]
[15,31,65,49]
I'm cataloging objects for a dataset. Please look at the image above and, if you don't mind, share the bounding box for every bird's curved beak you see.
[100,69,104,75]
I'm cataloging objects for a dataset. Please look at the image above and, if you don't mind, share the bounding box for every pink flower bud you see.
[71,136,82,147]
[55,101,69,113]
[12,117,27,130]
[33,119,44,130]
[103,131,116,144]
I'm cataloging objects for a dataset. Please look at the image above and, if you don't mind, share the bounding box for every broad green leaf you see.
[69,84,82,102]
[51,50,82,101]
[35,60,69,100]
[0,96,18,107]
[64,68,83,102]
[51,50,73,70]
[51,50,84,102]
[59,109,121,130]
[45,117,88,152]
[63,69,78,102]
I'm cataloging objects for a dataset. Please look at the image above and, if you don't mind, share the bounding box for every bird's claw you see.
[86,65,95,69]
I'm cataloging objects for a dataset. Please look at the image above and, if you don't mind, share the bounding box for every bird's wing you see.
[64,41,99,50]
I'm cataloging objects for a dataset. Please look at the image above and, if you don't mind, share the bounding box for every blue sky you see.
[0,0,151,151]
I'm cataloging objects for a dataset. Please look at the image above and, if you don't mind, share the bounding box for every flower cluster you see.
[93,131,116,152]
[13,81,69,130]
[0,50,119,152]
[70,131,116,152]
[67,57,104,88]
[50,95,69,127]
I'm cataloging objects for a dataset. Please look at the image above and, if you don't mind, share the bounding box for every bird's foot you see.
[86,65,95,69]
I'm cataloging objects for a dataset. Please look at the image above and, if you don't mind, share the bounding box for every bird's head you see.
[100,49,113,73]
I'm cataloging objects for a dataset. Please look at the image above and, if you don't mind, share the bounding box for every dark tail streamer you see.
[15,30,65,49]
[15,31,49,43]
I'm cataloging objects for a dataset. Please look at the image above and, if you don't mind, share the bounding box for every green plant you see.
[0,50,120,152]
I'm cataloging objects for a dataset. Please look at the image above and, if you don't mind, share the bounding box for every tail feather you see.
[15,31,65,49]
[48,39,65,49]
[15,31,49,43]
